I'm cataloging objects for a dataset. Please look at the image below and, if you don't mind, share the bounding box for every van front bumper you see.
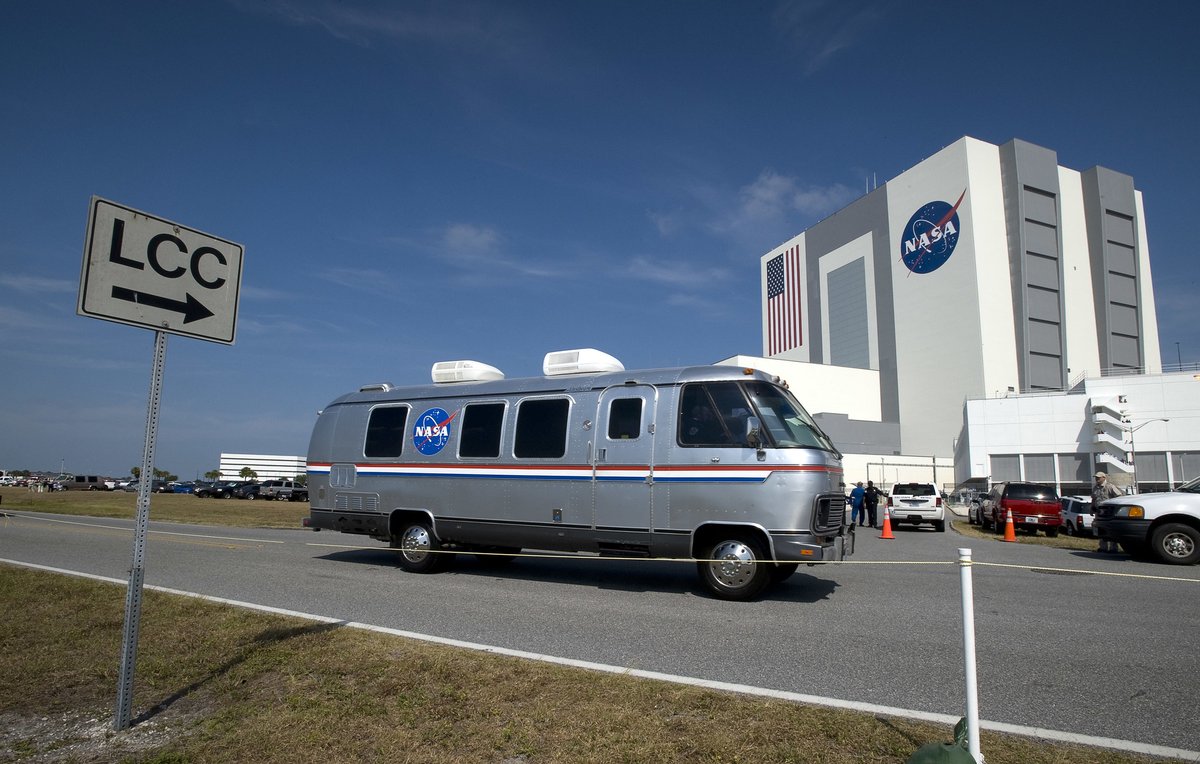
[770,528,853,563]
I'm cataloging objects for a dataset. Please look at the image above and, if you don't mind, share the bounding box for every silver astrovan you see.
[305,349,852,600]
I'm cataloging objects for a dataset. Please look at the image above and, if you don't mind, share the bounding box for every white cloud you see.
[230,0,533,58]
[627,257,730,289]
[0,274,77,294]
[711,169,856,237]
[771,0,886,75]
[435,223,560,279]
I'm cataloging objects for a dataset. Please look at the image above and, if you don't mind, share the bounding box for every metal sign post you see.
[114,329,168,730]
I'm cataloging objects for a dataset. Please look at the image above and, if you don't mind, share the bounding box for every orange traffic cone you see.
[880,506,895,539]
[1002,508,1017,542]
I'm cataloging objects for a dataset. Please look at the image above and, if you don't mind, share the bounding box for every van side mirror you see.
[745,417,765,460]
[745,417,762,447]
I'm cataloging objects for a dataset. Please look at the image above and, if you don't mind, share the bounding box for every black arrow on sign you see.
[111,285,215,324]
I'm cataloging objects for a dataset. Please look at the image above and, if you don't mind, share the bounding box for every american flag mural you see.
[766,246,803,355]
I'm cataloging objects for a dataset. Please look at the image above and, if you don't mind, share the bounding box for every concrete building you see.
[744,135,1199,495]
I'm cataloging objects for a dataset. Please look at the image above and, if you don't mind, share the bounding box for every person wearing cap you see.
[1092,471,1122,553]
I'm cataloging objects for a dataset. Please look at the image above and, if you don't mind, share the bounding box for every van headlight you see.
[1115,505,1145,519]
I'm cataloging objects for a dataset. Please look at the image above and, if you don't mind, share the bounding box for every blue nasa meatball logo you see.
[900,190,966,274]
[413,407,456,456]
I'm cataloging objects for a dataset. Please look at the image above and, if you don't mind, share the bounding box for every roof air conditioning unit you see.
[543,348,624,376]
[431,360,505,384]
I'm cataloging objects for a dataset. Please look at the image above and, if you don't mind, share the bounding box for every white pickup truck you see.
[886,482,947,532]
[1092,477,1200,564]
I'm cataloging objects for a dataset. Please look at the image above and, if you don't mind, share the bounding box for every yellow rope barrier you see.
[304,542,1200,583]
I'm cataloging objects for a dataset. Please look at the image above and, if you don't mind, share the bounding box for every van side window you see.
[678,382,751,446]
[607,398,643,440]
[364,406,409,458]
[514,398,569,458]
[460,402,505,458]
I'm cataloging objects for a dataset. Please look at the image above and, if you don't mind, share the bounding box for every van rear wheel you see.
[697,535,772,601]
[392,521,452,573]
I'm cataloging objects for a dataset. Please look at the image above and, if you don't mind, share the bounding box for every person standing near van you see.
[865,481,881,528]
[849,482,866,527]
[1092,471,1121,553]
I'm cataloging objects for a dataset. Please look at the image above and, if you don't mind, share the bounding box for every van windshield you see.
[742,381,837,452]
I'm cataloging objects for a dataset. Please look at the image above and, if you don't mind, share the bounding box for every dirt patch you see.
[0,702,208,763]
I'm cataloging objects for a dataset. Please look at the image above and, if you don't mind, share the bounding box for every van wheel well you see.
[388,510,452,573]
[693,525,775,601]
[692,524,773,560]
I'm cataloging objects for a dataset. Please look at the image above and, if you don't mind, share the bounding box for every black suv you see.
[195,481,245,499]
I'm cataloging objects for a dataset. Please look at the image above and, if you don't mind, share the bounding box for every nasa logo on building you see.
[900,190,966,274]
[413,407,456,455]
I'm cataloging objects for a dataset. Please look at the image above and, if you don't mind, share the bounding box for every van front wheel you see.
[392,521,452,573]
[697,536,772,601]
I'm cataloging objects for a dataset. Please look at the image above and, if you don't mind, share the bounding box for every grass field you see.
[0,487,308,529]
[0,492,1183,763]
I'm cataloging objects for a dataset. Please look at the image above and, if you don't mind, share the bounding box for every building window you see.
[1135,452,1169,484]
[514,398,570,459]
[459,402,505,458]
[1058,453,1090,484]
[365,406,409,458]
[990,455,1020,482]
[1024,454,1055,482]
[1172,452,1200,484]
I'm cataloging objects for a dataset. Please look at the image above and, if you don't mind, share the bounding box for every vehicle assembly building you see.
[741,135,1198,494]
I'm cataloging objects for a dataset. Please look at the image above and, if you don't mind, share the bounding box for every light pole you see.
[1177,341,1183,369]
[1127,418,1170,493]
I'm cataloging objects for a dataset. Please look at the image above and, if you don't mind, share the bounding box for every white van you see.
[305,349,853,600]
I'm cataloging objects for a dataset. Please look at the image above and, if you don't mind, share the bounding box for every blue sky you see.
[2,1,1197,479]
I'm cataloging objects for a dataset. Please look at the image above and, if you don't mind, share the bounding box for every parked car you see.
[233,482,262,500]
[967,495,984,525]
[1059,495,1094,537]
[886,483,946,531]
[1093,477,1200,564]
[123,480,168,493]
[171,481,198,494]
[257,479,308,502]
[194,481,244,499]
[63,475,115,491]
[981,481,1061,536]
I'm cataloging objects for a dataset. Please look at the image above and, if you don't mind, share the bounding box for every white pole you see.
[958,548,983,762]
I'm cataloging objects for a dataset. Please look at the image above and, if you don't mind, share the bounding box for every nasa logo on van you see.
[899,190,966,274]
[413,407,456,456]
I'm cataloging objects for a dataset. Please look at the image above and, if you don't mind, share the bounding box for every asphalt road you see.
[2,508,1197,754]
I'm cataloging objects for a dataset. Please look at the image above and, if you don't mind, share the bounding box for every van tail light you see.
[936,497,942,507]
[887,496,893,507]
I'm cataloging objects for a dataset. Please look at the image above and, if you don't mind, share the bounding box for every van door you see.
[593,385,658,534]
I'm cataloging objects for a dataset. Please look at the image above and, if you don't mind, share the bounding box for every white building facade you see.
[219,453,305,480]
[752,135,1197,494]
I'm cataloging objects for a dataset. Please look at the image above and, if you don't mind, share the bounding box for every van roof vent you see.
[359,383,394,393]
[431,360,505,384]
[543,348,624,376]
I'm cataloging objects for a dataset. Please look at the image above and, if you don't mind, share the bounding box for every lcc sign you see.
[78,197,244,344]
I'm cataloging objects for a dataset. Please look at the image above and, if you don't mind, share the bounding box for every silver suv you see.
[258,480,308,502]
